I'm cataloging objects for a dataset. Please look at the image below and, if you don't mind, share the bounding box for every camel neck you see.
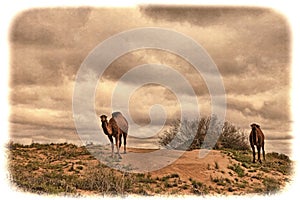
[101,121,110,135]
[252,128,257,145]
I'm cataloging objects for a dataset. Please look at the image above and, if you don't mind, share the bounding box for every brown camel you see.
[100,112,128,159]
[249,123,265,163]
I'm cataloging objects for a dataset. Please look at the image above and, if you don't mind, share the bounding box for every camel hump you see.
[112,112,128,133]
[112,112,122,118]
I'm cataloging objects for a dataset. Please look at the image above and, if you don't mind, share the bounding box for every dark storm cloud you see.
[140,6,266,26]
[140,6,290,81]
[10,7,92,47]
[9,8,93,87]
[37,51,85,80]
[10,46,86,86]
[11,25,55,46]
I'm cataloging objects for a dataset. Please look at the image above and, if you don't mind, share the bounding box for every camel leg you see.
[108,135,114,157]
[123,132,127,154]
[111,142,114,157]
[251,144,256,163]
[119,134,122,148]
[115,136,122,159]
[262,142,266,161]
[257,145,262,163]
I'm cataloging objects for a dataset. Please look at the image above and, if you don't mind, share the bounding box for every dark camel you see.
[100,112,128,159]
[249,123,265,163]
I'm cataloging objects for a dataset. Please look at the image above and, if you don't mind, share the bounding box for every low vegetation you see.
[222,149,293,176]
[7,141,293,196]
[221,148,293,194]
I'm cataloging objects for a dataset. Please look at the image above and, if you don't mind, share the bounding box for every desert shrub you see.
[267,152,291,162]
[77,166,134,195]
[189,178,208,195]
[159,119,200,150]
[263,177,280,193]
[10,170,77,194]
[264,152,292,175]
[219,121,249,150]
[159,116,249,151]
[228,164,245,177]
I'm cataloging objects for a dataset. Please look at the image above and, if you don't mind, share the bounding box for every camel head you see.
[250,123,260,131]
[100,115,108,122]
[100,114,112,135]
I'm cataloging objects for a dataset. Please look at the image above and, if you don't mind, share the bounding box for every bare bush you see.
[159,116,249,151]
[159,119,199,150]
[220,121,249,150]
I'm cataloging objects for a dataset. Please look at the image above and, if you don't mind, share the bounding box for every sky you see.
[9,6,292,146]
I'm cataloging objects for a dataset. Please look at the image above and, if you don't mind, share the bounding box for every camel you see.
[249,123,265,163]
[100,112,128,159]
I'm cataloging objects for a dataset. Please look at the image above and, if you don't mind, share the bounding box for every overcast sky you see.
[9,6,292,145]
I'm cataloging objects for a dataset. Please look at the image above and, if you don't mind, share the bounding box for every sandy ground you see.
[87,145,292,193]
[87,145,239,184]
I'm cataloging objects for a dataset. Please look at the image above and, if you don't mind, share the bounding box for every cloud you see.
[226,86,291,125]
[10,8,92,47]
[8,7,292,144]
[140,6,266,26]
[101,50,210,97]
[10,44,88,87]
[139,6,290,80]
[10,105,74,131]
[95,80,180,125]
[259,90,290,121]
[10,79,74,110]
